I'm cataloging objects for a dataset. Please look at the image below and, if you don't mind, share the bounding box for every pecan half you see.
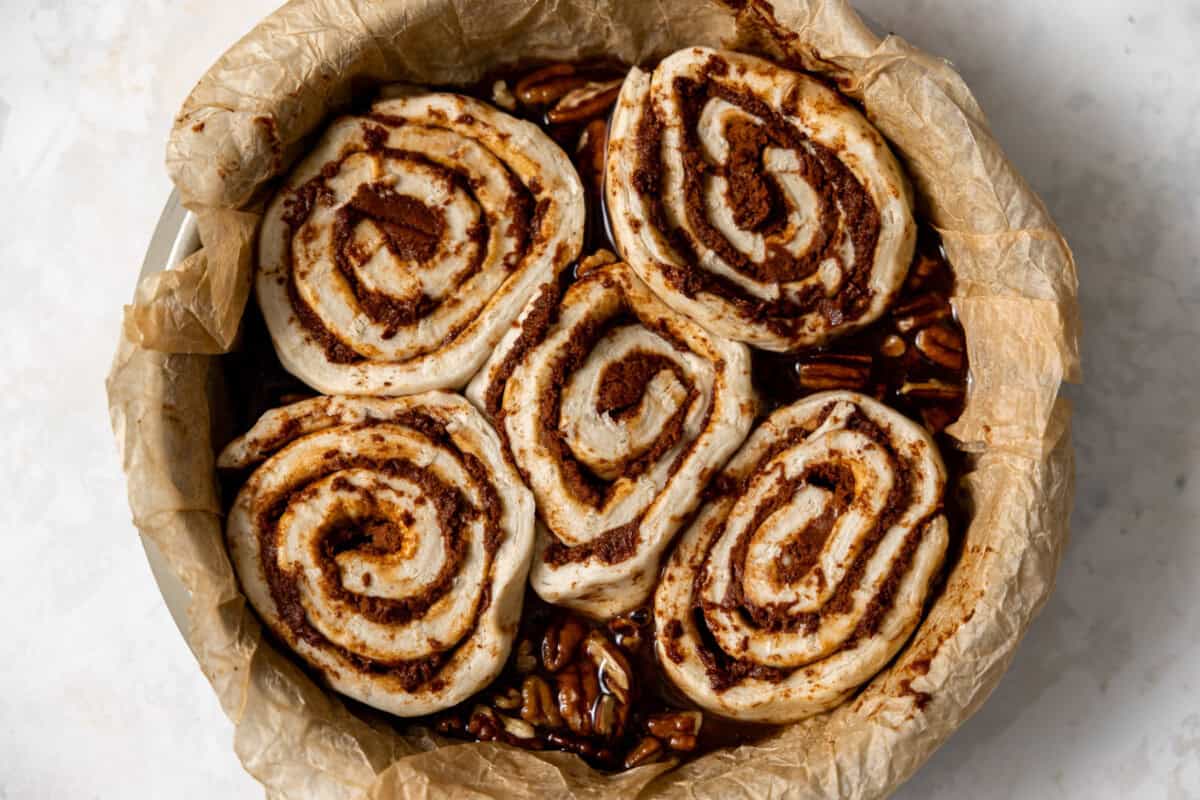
[798,356,871,390]
[574,119,608,194]
[914,325,965,370]
[542,616,587,672]
[548,79,623,124]
[893,293,951,333]
[592,694,617,737]
[555,661,600,735]
[584,630,633,704]
[899,379,965,400]
[520,675,563,728]
[514,64,588,107]
[645,710,702,739]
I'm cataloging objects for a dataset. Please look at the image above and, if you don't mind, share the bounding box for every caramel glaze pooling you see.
[631,54,881,334]
[255,412,502,693]
[220,56,971,771]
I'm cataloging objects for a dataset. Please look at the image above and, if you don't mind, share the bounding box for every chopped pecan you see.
[880,334,906,358]
[466,705,500,740]
[499,713,537,740]
[493,686,522,710]
[514,638,538,674]
[914,325,965,370]
[623,735,664,769]
[545,730,614,763]
[606,615,644,651]
[646,711,701,751]
[903,253,942,291]
[666,733,697,751]
[890,292,945,319]
[491,79,517,111]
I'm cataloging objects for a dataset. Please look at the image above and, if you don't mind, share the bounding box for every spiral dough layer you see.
[654,391,948,723]
[606,47,916,351]
[219,393,535,716]
[258,92,585,395]
[467,255,756,619]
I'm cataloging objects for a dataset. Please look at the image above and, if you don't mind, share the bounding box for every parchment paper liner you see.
[107,1,1080,797]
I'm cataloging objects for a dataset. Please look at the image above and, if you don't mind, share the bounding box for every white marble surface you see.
[1,0,1197,797]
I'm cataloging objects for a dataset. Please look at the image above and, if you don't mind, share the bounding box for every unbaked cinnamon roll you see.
[654,391,948,723]
[467,254,756,619]
[606,47,916,351]
[258,92,584,395]
[218,393,534,716]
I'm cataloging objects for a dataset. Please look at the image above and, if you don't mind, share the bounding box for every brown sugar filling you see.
[533,311,696,513]
[631,53,882,334]
[595,352,683,418]
[253,414,503,693]
[687,404,938,690]
[279,120,533,361]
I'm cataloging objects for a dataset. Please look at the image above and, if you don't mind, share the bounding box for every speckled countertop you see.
[1,1,1196,797]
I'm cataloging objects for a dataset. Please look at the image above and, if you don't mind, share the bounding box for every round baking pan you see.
[136,190,199,637]
[134,3,889,643]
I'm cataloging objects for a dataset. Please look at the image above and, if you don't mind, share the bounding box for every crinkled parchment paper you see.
[106,1,1080,797]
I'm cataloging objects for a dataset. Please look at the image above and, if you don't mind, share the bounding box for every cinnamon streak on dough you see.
[654,391,949,722]
[466,257,756,619]
[256,92,583,395]
[608,47,916,351]
[218,394,535,716]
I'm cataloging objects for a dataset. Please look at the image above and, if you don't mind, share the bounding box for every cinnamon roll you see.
[258,93,585,395]
[467,254,756,619]
[218,393,535,716]
[606,47,916,351]
[653,391,948,723]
